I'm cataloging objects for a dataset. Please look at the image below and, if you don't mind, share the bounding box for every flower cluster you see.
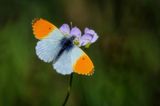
[59,24,98,47]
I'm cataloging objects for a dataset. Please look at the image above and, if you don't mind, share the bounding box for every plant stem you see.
[62,73,73,106]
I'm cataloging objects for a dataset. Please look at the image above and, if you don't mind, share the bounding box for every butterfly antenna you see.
[62,73,74,106]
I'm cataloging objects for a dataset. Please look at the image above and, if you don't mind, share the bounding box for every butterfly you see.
[32,18,95,75]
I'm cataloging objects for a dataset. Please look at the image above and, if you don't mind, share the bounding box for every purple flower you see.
[59,24,81,39]
[60,24,98,47]
[80,28,99,46]
[59,24,70,35]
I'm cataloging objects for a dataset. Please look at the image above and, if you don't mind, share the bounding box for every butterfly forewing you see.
[33,18,65,63]
[71,46,94,75]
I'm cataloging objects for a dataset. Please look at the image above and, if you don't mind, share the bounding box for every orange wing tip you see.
[74,68,94,76]
[87,69,95,76]
[32,18,39,25]
[73,54,94,76]
[32,18,57,40]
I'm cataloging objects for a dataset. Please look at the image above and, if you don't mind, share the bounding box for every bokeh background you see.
[0,0,160,106]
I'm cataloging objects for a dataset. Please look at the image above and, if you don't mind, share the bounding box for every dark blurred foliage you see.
[0,0,160,106]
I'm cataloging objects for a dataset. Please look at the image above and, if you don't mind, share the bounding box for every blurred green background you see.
[0,0,160,106]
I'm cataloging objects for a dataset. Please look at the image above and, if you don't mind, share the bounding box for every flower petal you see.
[59,24,70,35]
[84,27,99,43]
[80,34,92,46]
[70,27,81,38]
[91,32,99,43]
[84,27,90,33]
[80,39,89,46]
[84,27,96,35]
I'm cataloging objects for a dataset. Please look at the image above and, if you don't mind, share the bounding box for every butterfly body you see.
[32,18,95,76]
[55,36,75,62]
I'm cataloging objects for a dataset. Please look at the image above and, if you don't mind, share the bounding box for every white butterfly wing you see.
[36,29,64,63]
[52,46,84,75]
[53,45,94,75]
[53,49,73,75]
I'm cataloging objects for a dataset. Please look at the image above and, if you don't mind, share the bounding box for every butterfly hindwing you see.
[53,50,73,75]
[36,38,61,63]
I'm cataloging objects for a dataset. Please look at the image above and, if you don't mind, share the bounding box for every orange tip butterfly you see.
[32,18,95,76]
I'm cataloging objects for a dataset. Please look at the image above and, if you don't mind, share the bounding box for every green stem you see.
[62,73,73,106]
